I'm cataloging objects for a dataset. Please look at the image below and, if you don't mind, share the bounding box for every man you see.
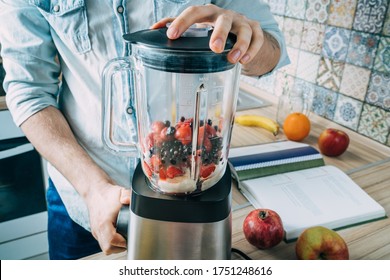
[0,0,289,259]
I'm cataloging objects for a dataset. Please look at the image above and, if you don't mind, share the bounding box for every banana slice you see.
[235,115,279,136]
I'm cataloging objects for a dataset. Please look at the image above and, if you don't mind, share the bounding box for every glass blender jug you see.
[102,25,241,195]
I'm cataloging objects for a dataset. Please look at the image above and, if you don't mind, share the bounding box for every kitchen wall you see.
[242,0,390,147]
[1,1,389,145]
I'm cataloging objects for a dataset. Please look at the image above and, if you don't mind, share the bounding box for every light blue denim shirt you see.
[0,0,289,230]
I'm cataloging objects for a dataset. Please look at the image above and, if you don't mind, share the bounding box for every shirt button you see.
[53,5,60,12]
[117,5,124,14]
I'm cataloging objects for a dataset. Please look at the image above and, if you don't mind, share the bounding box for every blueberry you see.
[166,126,176,136]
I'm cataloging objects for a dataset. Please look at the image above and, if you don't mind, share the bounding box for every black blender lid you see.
[123,26,236,52]
[123,26,237,73]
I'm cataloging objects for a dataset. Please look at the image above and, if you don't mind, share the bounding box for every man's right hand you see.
[85,181,130,255]
[20,106,130,255]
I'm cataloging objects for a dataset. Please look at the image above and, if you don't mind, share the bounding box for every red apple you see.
[295,226,349,260]
[243,209,284,250]
[318,128,349,157]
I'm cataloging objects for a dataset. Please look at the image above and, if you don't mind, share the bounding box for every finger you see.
[110,232,127,249]
[150,17,176,29]
[240,23,264,64]
[228,23,252,64]
[106,246,127,255]
[98,223,127,255]
[166,5,218,39]
[119,187,131,204]
[209,13,233,53]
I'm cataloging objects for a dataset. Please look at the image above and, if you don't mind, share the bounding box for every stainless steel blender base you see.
[127,210,232,260]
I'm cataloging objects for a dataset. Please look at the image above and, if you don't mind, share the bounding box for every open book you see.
[229,141,387,241]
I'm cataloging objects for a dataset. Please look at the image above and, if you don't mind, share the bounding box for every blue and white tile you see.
[305,0,330,24]
[283,18,304,48]
[383,3,390,36]
[283,47,299,76]
[322,26,351,61]
[311,85,338,119]
[352,0,388,34]
[373,37,390,74]
[339,64,371,101]
[300,21,325,54]
[255,72,276,94]
[316,57,345,92]
[285,0,307,20]
[357,103,390,144]
[334,94,363,130]
[346,31,380,69]
[327,0,357,29]
[275,72,295,97]
[292,77,315,110]
[366,71,390,111]
[267,0,287,16]
[273,15,285,30]
[296,51,320,83]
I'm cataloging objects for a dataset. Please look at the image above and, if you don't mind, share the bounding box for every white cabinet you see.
[0,212,49,260]
[0,110,49,260]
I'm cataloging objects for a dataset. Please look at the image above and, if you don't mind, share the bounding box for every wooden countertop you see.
[0,96,7,111]
[84,83,390,260]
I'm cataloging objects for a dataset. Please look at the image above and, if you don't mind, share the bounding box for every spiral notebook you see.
[229,141,325,181]
[229,141,387,241]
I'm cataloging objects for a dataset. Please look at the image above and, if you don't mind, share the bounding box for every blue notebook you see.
[229,141,324,181]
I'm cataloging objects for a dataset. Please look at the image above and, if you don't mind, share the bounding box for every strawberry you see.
[200,163,216,178]
[142,161,152,177]
[203,137,212,152]
[159,167,167,180]
[175,125,192,145]
[205,123,217,137]
[166,165,184,179]
[151,121,165,134]
[150,155,161,170]
[160,126,176,141]
[145,133,154,149]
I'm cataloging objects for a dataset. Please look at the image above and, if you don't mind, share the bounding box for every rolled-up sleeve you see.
[0,0,61,126]
[212,0,290,72]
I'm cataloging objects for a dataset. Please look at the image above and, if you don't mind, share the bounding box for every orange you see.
[283,112,311,141]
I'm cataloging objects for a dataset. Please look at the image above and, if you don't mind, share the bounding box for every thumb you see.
[119,187,131,205]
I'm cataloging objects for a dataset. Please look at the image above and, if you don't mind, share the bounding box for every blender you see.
[102,25,241,259]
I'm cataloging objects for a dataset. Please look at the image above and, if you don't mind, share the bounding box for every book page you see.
[229,140,309,158]
[241,165,386,240]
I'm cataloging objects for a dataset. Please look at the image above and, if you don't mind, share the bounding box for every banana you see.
[235,115,279,136]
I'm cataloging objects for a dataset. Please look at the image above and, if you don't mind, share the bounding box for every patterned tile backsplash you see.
[242,0,390,146]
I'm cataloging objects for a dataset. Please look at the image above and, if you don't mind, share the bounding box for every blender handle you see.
[101,57,138,154]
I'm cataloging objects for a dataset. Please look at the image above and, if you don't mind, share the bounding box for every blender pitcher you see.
[102,25,241,195]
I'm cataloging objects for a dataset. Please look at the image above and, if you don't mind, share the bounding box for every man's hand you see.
[20,106,130,255]
[85,182,130,255]
[151,4,281,76]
